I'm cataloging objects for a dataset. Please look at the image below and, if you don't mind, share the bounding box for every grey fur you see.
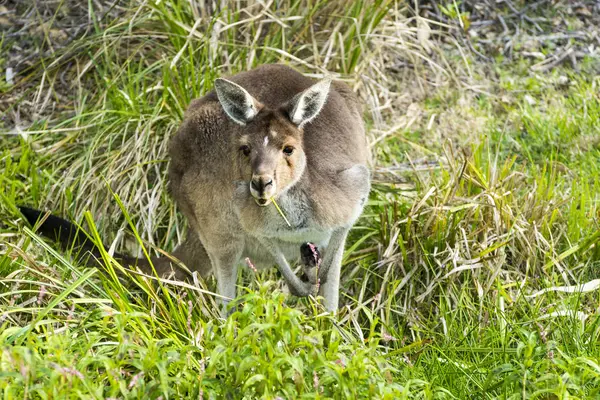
[167,64,371,314]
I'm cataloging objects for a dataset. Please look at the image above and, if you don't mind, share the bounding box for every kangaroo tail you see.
[18,206,185,279]
[19,206,101,259]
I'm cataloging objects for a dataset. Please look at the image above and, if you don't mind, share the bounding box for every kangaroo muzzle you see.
[250,174,276,206]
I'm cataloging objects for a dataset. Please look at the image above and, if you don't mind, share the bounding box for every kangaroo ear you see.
[214,78,262,125]
[288,79,331,127]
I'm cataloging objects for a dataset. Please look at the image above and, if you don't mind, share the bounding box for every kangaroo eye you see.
[283,146,294,156]
[240,145,251,156]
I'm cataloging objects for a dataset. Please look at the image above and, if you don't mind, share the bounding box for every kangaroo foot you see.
[300,242,321,286]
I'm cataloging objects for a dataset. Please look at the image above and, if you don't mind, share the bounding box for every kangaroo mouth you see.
[249,176,276,207]
[254,197,271,207]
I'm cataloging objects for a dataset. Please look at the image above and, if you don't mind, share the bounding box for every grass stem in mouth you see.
[271,197,291,227]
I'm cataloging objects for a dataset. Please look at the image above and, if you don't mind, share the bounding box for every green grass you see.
[2,1,600,398]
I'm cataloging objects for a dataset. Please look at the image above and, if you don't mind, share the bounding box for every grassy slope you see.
[1,1,600,398]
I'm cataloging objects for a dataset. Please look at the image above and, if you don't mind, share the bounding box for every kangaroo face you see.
[214,77,331,206]
[237,117,306,206]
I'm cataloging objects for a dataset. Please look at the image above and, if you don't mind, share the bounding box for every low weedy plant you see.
[2,0,600,398]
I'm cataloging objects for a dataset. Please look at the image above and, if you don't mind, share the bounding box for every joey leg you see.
[318,228,350,312]
[259,240,316,297]
[300,242,321,285]
[274,253,316,297]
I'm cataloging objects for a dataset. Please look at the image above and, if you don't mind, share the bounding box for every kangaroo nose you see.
[251,175,273,193]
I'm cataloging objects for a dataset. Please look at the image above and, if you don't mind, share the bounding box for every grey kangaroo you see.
[21,64,371,313]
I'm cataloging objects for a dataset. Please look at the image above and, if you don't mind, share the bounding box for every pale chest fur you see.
[235,183,331,245]
[232,183,332,267]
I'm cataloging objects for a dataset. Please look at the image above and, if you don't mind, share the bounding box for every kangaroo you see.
[21,64,371,313]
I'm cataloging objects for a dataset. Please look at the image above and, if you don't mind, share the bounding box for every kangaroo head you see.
[214,77,331,206]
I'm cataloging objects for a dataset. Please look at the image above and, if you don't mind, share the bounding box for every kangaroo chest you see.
[235,185,331,247]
